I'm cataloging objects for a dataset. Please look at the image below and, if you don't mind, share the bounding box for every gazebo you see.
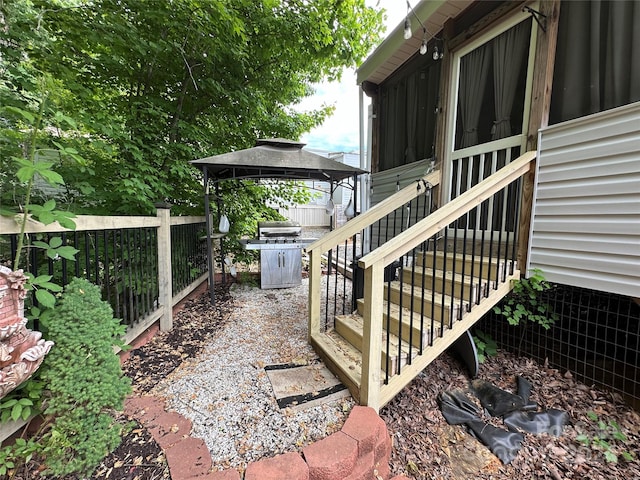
[190,138,367,303]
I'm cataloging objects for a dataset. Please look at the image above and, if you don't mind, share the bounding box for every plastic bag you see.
[218,214,230,233]
[344,194,355,219]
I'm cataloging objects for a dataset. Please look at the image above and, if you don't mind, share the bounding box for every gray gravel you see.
[152,278,355,472]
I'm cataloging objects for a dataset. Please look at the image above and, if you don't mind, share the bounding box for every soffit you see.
[357,0,472,86]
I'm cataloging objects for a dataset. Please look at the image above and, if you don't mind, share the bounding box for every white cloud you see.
[296,0,406,154]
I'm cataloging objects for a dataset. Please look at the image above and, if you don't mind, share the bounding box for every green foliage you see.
[35,277,131,476]
[575,411,635,464]
[473,329,498,363]
[493,269,558,330]
[236,271,259,287]
[0,397,35,423]
[0,78,79,273]
[217,179,315,263]
[0,437,39,477]
[1,0,383,217]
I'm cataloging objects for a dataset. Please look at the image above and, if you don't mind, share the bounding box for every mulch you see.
[9,284,640,479]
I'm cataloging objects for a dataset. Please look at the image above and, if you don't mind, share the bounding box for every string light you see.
[403,18,412,39]
[403,11,412,39]
[406,0,444,60]
[419,28,428,55]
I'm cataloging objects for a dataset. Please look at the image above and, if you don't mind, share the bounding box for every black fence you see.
[480,284,640,409]
[170,221,208,295]
[0,219,207,329]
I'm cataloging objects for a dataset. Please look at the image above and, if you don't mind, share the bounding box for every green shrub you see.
[493,268,558,330]
[37,277,131,476]
[473,329,498,363]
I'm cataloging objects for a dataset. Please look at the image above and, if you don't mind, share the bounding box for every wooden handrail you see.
[359,150,536,269]
[0,215,164,234]
[306,170,440,254]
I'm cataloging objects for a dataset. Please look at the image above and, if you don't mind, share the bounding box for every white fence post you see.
[156,202,173,331]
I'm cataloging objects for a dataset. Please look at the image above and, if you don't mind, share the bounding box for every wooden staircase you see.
[306,151,537,411]
[311,249,519,408]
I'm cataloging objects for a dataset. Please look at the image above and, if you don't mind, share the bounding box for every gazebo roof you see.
[190,138,366,182]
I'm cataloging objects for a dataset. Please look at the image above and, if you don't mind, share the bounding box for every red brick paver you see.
[244,452,309,480]
[165,436,212,480]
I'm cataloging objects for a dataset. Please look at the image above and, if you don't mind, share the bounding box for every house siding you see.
[528,101,640,298]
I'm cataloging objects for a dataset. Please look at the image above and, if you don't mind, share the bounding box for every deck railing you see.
[0,207,208,344]
[307,169,441,338]
[308,151,536,410]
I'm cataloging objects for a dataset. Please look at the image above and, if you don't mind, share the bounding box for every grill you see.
[241,221,316,289]
[258,220,302,240]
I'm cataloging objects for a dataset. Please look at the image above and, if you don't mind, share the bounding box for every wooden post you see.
[359,262,384,412]
[518,0,561,271]
[155,202,173,331]
[307,248,322,343]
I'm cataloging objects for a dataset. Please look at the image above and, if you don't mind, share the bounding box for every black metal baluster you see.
[496,187,506,284]
[431,237,438,344]
[461,212,469,312]
[113,230,121,320]
[73,231,80,278]
[441,228,448,330]
[470,205,479,306]
[342,239,348,314]
[450,221,458,327]
[510,179,523,274]
[103,230,111,309]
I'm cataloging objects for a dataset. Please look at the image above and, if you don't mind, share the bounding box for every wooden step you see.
[414,251,512,283]
[335,313,417,377]
[355,298,434,349]
[310,330,363,402]
[383,281,466,324]
[399,265,485,304]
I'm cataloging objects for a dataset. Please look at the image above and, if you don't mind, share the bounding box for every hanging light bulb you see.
[420,29,428,55]
[403,17,412,40]
[432,45,440,61]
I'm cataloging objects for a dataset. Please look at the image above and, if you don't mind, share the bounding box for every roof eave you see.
[357,0,472,86]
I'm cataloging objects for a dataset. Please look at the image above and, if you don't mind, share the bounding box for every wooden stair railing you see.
[306,169,440,341]
[307,151,537,412]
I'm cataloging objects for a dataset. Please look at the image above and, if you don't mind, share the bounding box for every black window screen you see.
[550,0,640,124]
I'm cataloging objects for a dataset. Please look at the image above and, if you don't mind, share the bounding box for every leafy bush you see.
[473,329,498,363]
[36,277,131,476]
[493,268,558,330]
[0,438,39,477]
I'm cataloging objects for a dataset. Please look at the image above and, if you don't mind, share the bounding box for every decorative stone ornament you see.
[0,266,54,399]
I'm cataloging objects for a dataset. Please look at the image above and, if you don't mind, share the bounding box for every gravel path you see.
[152,278,355,472]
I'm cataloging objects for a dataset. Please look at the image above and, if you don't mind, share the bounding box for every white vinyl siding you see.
[528,102,640,297]
[369,159,435,249]
[370,158,434,207]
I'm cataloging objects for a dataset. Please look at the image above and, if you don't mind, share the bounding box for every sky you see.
[296,0,407,154]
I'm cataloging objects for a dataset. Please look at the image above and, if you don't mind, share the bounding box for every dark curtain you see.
[379,59,441,171]
[458,44,492,148]
[405,73,418,164]
[380,82,407,171]
[492,21,531,140]
[550,0,640,124]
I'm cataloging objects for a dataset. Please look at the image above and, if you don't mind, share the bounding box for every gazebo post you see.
[215,182,226,285]
[203,169,215,304]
